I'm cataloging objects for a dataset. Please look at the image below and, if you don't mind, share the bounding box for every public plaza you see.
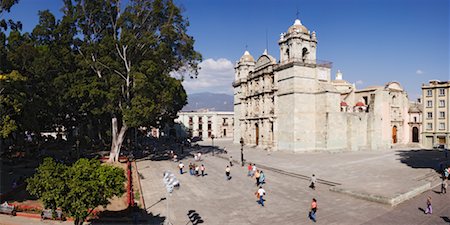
[136,138,450,225]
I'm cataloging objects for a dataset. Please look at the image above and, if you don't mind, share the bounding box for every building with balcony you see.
[421,80,450,148]
[233,18,411,152]
[175,110,234,140]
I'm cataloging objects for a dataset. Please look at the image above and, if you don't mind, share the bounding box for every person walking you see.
[178,161,184,174]
[441,177,448,194]
[255,186,266,206]
[247,163,252,177]
[195,164,200,176]
[252,164,257,177]
[425,196,432,214]
[189,163,193,176]
[229,156,233,167]
[201,164,205,177]
[225,165,231,180]
[309,174,317,190]
[255,170,261,186]
[309,198,318,222]
[259,171,266,185]
[198,152,202,161]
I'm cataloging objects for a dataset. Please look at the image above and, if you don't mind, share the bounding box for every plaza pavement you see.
[210,138,443,206]
[137,138,449,224]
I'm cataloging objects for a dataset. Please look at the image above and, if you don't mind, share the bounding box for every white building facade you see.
[233,19,412,152]
[176,111,234,140]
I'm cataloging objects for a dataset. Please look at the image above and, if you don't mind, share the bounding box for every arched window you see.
[302,48,309,61]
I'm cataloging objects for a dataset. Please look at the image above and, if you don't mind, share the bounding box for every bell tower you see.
[279,19,317,64]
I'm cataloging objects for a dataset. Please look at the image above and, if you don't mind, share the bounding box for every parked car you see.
[434,144,446,149]
[190,136,203,142]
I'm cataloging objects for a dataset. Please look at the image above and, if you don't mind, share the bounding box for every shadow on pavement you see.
[146,197,166,210]
[396,149,448,171]
[441,216,450,223]
[187,210,204,225]
[89,205,165,224]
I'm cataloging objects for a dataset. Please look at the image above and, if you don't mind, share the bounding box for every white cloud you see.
[416,69,424,75]
[182,58,234,94]
[355,80,364,85]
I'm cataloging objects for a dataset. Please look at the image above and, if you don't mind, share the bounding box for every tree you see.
[0,70,26,138]
[27,158,126,225]
[68,0,201,161]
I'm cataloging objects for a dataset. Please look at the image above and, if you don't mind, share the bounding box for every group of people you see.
[189,162,205,177]
[177,161,206,177]
[175,149,318,222]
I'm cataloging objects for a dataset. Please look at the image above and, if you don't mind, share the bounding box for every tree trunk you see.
[74,218,84,225]
[109,117,128,162]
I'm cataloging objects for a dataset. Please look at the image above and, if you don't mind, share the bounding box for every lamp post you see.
[211,134,215,156]
[240,137,244,166]
[76,139,80,159]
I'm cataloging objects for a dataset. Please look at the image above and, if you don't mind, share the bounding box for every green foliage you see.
[0,70,26,137]
[26,158,126,223]
[1,0,201,147]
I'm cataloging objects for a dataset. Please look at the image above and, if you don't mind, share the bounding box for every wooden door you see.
[392,126,397,144]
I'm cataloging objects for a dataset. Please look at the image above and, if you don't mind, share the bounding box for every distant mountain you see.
[182,92,233,112]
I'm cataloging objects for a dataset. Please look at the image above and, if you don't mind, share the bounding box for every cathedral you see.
[233,19,411,152]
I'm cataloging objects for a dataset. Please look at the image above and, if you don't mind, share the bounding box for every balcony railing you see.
[279,58,332,68]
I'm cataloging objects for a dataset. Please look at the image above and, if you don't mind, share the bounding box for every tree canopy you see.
[27,158,126,225]
[0,0,201,155]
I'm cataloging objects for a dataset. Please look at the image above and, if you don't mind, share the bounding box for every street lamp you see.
[76,139,80,159]
[211,134,215,156]
[240,137,244,166]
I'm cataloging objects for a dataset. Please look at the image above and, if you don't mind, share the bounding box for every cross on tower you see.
[296,7,300,19]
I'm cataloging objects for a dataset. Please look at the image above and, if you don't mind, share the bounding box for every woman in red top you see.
[247,163,252,177]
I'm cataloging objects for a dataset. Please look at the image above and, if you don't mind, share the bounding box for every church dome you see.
[287,19,309,34]
[355,101,365,106]
[239,51,255,63]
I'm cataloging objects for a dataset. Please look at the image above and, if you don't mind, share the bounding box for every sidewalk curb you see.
[330,182,432,206]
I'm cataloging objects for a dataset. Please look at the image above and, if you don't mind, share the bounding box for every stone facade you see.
[408,101,422,144]
[421,80,450,148]
[233,19,412,152]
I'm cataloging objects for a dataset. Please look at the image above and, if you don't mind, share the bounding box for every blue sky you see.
[4,0,450,100]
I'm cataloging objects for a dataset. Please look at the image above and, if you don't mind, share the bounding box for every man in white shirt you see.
[256,186,266,206]
[178,162,184,174]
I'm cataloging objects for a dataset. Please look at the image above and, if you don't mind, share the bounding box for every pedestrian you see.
[178,161,184,174]
[424,196,432,214]
[252,164,257,177]
[259,171,266,185]
[198,152,202,161]
[255,170,261,186]
[309,174,317,190]
[247,163,252,176]
[309,198,318,222]
[195,164,200,176]
[225,165,231,180]
[189,163,194,175]
[194,154,198,161]
[255,186,266,206]
[441,178,448,194]
[229,156,233,167]
[201,164,205,177]
[173,154,178,162]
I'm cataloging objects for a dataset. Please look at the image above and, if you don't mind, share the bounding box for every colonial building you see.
[421,80,450,148]
[176,111,234,140]
[233,18,411,152]
[408,100,423,144]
